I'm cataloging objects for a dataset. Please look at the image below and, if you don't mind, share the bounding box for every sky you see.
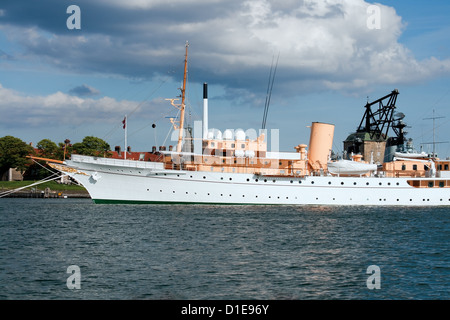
[1,0,450,158]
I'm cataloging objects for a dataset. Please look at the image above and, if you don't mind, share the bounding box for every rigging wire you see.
[0,173,68,198]
[261,53,279,130]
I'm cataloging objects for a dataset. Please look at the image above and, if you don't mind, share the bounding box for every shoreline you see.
[3,190,91,198]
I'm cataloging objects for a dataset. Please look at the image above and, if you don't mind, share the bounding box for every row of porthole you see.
[107,169,402,187]
[187,174,402,186]
[148,189,450,203]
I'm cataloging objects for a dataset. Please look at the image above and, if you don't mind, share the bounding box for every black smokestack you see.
[203,83,208,99]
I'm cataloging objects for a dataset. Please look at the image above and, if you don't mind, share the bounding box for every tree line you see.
[0,135,111,180]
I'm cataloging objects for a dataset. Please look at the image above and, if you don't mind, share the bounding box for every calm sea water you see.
[0,198,448,300]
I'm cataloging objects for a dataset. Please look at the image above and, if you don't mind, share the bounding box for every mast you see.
[176,41,189,153]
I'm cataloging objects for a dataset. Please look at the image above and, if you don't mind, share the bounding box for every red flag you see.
[122,116,126,129]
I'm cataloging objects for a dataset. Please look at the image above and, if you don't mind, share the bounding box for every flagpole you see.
[124,115,127,160]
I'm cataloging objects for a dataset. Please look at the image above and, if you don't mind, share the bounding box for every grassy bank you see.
[0,180,87,194]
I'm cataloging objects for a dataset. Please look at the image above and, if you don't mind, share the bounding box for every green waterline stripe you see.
[92,199,275,205]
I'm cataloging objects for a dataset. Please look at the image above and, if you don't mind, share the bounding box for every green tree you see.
[36,139,59,159]
[0,136,34,178]
[72,136,111,157]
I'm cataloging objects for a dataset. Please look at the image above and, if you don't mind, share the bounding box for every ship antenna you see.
[261,52,279,130]
[176,41,189,153]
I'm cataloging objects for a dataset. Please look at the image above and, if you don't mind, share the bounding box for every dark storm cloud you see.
[1,0,450,100]
[68,84,100,97]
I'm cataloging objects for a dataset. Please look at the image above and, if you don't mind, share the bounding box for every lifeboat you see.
[327,159,377,175]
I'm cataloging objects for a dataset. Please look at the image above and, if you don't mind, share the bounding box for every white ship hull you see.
[56,155,450,206]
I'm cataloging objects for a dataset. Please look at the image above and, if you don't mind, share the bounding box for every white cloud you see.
[0,83,159,127]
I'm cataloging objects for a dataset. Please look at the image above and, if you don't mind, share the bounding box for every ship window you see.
[413,165,417,170]
[273,180,276,183]
[264,179,267,182]
[439,182,445,188]
[341,182,344,185]
[428,182,434,188]
[231,143,235,148]
[366,182,369,185]
[445,164,449,170]
[438,165,442,170]
[211,142,215,147]
[328,181,331,185]
[290,180,293,183]
[247,178,250,182]
[402,165,406,170]
[229,178,232,181]
[311,181,314,184]
[241,144,245,148]
[203,176,206,179]
[354,182,357,185]
[255,179,259,182]
[424,165,429,171]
